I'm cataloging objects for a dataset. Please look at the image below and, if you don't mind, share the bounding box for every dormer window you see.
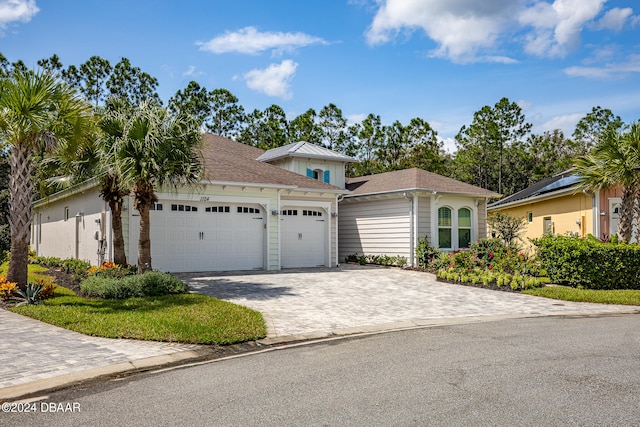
[307,168,331,184]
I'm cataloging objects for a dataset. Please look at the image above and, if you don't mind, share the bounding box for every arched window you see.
[458,208,472,248]
[438,207,452,249]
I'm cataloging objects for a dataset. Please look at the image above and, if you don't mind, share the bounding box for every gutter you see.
[403,192,415,267]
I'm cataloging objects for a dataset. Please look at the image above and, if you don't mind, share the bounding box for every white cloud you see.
[519,0,606,58]
[182,65,204,77]
[197,26,327,55]
[365,0,633,62]
[564,53,640,78]
[0,0,38,31]
[536,112,584,135]
[592,7,633,31]
[366,0,518,63]
[243,60,298,99]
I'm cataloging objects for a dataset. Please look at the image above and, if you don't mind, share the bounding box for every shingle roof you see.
[200,134,345,191]
[345,168,498,197]
[488,171,580,209]
[257,141,357,163]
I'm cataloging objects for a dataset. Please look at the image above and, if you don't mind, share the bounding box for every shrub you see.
[533,234,640,289]
[0,276,18,300]
[88,261,137,279]
[81,272,189,299]
[415,236,439,268]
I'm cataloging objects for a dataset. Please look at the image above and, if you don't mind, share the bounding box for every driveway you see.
[178,264,639,338]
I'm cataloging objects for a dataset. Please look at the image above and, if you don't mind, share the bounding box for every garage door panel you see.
[281,207,326,268]
[148,202,265,273]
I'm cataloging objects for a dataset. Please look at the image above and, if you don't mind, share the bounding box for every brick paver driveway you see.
[178,265,639,338]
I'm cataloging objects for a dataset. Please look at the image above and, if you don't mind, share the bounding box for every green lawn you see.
[0,262,54,284]
[11,286,266,345]
[523,286,640,306]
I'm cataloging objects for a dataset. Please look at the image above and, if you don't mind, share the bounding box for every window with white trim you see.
[438,207,452,249]
[458,208,471,248]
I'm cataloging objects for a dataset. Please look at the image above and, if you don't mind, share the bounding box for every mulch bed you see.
[435,277,519,293]
[0,267,81,310]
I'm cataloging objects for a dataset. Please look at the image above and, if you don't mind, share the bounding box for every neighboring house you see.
[338,168,498,266]
[32,134,353,272]
[487,171,626,251]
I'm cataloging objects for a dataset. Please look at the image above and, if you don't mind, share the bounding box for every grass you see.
[10,286,267,345]
[523,286,640,306]
[0,261,54,284]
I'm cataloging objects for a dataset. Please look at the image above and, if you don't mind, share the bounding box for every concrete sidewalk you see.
[2,265,639,401]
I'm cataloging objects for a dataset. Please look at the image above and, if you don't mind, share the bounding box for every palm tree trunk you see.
[7,144,32,289]
[134,181,155,273]
[619,185,634,243]
[108,198,127,265]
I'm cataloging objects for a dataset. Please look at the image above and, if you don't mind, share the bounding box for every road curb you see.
[2,310,639,402]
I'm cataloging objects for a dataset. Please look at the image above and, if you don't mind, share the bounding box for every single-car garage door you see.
[130,201,265,272]
[280,207,326,268]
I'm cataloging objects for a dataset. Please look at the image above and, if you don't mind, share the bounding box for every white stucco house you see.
[32,134,497,271]
[338,168,498,266]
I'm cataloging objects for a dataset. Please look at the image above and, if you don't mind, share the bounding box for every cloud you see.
[365,0,632,62]
[366,0,518,63]
[536,112,584,135]
[519,0,608,58]
[0,0,39,31]
[564,54,640,78]
[182,65,204,77]
[591,7,633,31]
[197,26,327,55]
[243,60,298,99]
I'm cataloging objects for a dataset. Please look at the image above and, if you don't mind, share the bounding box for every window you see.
[150,203,163,211]
[527,211,533,223]
[64,206,70,222]
[171,204,198,213]
[205,206,229,213]
[544,217,553,234]
[237,206,260,214]
[438,207,452,249]
[458,208,471,249]
[303,210,322,217]
[282,209,298,216]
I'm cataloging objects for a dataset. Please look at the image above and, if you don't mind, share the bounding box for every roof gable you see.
[345,168,497,197]
[257,141,357,163]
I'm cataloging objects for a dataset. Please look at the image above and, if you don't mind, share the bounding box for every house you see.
[338,168,498,266]
[487,171,626,250]
[32,135,499,272]
[31,134,354,272]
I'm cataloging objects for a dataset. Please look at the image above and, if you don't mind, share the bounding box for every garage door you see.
[281,207,326,268]
[130,201,265,272]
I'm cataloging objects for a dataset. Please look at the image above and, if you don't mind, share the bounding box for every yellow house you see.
[487,173,597,252]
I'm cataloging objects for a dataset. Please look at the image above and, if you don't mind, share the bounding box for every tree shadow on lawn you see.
[46,293,214,314]
[187,278,297,301]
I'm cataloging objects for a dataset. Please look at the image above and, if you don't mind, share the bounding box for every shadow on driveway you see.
[186,278,297,301]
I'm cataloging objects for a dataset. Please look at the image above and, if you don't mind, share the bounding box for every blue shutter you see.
[306,168,313,178]
[323,170,330,183]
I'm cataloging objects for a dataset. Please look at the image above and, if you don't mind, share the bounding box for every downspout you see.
[75,212,82,259]
[335,195,342,267]
[403,192,415,267]
[277,189,282,270]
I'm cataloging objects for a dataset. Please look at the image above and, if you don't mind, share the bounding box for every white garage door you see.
[130,201,265,273]
[281,207,326,268]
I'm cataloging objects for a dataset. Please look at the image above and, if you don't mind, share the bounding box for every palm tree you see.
[0,68,91,288]
[574,123,639,242]
[115,101,202,273]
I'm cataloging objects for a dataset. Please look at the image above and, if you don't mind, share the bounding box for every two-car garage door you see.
[132,201,265,273]
[129,201,328,272]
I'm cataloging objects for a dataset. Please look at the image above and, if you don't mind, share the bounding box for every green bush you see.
[415,236,439,268]
[81,272,189,299]
[533,234,640,290]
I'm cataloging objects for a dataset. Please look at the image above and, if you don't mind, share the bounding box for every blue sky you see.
[1,0,639,152]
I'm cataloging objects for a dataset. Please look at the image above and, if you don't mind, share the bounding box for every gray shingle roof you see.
[345,168,498,197]
[200,134,345,191]
[257,141,357,163]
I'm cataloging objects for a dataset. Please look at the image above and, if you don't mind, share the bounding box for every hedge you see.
[533,235,640,290]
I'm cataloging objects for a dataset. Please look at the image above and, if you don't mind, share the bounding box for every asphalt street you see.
[3,314,639,426]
